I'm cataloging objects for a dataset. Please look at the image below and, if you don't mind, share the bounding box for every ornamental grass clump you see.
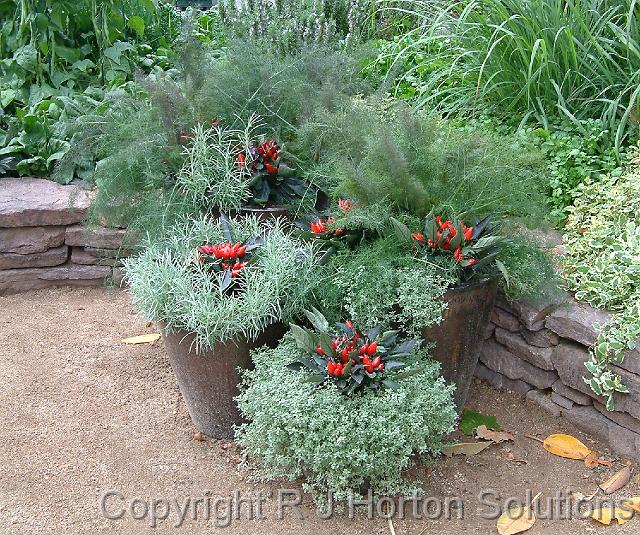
[124,216,318,350]
[236,331,457,501]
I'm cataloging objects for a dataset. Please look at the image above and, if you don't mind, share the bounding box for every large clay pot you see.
[161,322,286,439]
[422,278,498,412]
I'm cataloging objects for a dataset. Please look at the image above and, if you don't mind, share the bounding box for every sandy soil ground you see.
[0,287,639,535]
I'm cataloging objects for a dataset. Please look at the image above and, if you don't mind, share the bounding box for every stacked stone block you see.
[0,178,128,294]
[477,294,640,460]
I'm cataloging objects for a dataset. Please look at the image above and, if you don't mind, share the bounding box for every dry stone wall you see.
[477,294,640,461]
[0,178,127,294]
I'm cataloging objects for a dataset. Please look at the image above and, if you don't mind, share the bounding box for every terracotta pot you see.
[161,322,286,439]
[422,278,498,412]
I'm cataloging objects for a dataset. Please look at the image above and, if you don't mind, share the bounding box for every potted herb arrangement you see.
[124,215,317,438]
[295,102,559,410]
[236,310,457,501]
[392,213,504,410]
[176,118,314,222]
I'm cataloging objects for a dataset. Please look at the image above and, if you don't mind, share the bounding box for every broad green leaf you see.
[127,15,145,37]
[459,409,501,435]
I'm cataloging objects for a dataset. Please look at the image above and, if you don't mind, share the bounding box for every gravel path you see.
[0,288,638,534]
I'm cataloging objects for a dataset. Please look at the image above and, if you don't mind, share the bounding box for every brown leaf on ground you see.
[476,425,514,444]
[599,464,632,495]
[193,431,206,441]
[589,506,634,525]
[584,451,613,469]
[442,442,492,457]
[542,434,592,460]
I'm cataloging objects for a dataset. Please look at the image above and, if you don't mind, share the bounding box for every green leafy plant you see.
[236,333,457,500]
[124,216,319,349]
[315,234,453,332]
[459,409,501,435]
[176,120,256,212]
[190,38,372,138]
[287,308,424,393]
[534,119,625,223]
[563,159,640,408]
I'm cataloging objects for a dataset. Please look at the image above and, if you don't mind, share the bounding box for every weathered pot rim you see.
[447,276,498,294]
[236,205,290,213]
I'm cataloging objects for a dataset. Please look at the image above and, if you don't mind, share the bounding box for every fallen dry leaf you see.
[623,497,640,513]
[442,442,492,457]
[543,434,592,460]
[599,464,632,495]
[193,432,205,441]
[584,451,613,469]
[503,452,529,464]
[122,333,161,345]
[589,505,634,525]
[476,425,514,444]
[496,492,541,535]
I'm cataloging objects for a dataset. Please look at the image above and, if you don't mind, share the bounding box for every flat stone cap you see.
[0,177,91,227]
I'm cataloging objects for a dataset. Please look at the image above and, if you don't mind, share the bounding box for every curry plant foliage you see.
[236,335,457,501]
[124,216,318,350]
[563,159,640,408]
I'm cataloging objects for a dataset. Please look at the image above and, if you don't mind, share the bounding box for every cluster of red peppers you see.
[196,242,248,278]
[309,198,352,237]
[236,139,280,175]
[318,321,385,378]
[411,215,477,266]
[288,310,422,394]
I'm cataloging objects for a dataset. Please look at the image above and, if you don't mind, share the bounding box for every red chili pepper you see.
[371,356,381,367]
[316,345,325,356]
[264,163,278,174]
[311,219,328,235]
[377,363,384,372]
[338,198,353,212]
[367,342,378,356]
